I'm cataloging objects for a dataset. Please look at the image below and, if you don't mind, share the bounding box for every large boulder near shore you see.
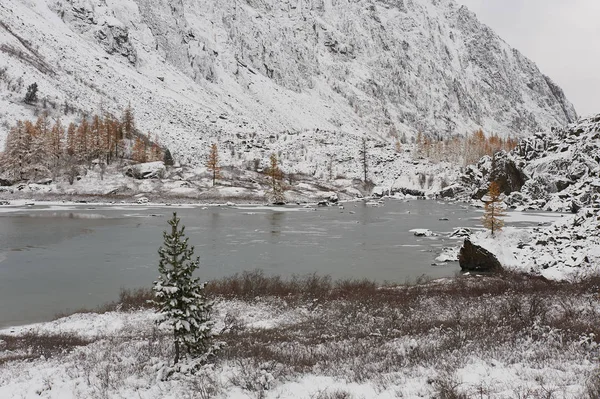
[124,161,166,180]
[459,239,503,272]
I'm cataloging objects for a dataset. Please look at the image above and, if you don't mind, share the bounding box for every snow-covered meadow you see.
[1,273,600,399]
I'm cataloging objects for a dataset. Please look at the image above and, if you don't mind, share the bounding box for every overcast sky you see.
[454,0,599,117]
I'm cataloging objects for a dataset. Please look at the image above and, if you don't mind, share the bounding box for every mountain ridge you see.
[0,0,577,179]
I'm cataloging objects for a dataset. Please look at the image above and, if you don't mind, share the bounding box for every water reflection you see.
[268,211,285,242]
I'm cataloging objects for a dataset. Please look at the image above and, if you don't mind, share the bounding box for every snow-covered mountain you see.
[0,0,577,175]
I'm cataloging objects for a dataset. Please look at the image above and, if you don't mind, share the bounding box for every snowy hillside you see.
[0,0,576,179]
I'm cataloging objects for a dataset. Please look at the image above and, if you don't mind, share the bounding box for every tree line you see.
[413,129,518,165]
[0,105,163,182]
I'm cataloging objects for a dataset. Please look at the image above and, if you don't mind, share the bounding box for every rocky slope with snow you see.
[0,0,577,185]
[455,114,600,212]
[451,114,600,280]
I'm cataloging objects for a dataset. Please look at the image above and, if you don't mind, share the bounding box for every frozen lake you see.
[0,200,559,327]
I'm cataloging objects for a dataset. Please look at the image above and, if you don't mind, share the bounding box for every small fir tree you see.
[151,213,221,366]
[482,181,506,236]
[206,143,221,186]
[24,83,38,104]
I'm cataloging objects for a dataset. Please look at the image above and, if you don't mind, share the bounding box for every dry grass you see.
[15,271,598,397]
[209,271,600,388]
[0,332,92,364]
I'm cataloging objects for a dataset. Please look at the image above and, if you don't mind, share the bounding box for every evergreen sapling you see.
[151,213,222,368]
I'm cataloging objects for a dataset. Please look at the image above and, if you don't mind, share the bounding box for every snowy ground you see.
[0,160,412,206]
[1,275,600,399]
[470,206,600,281]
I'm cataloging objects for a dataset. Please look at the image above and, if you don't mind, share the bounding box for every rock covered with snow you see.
[124,161,166,180]
[410,228,435,237]
[455,114,600,212]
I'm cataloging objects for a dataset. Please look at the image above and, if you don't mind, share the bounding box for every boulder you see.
[410,229,435,237]
[0,178,11,186]
[125,161,166,179]
[35,178,53,185]
[489,152,527,196]
[458,239,503,272]
[450,228,471,238]
[438,184,464,198]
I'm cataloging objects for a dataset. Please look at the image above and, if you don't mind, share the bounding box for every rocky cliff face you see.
[0,0,577,181]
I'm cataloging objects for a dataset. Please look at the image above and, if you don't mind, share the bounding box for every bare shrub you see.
[0,332,92,364]
[311,389,354,399]
[433,372,468,399]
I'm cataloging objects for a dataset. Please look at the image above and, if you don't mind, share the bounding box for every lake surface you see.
[0,200,557,328]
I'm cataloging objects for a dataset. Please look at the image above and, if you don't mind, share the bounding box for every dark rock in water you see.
[459,239,503,272]
[0,178,12,186]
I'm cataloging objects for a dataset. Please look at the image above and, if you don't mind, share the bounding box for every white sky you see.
[454,0,599,118]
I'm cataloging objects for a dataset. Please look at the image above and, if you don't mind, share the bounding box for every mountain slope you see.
[0,0,577,179]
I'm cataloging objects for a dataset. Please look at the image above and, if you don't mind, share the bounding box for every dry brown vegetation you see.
[3,271,600,397]
[415,129,519,166]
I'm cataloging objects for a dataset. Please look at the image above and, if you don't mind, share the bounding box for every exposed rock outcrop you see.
[124,161,166,179]
[454,114,600,212]
[459,239,503,272]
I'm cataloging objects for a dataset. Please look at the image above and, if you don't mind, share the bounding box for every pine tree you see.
[482,181,506,236]
[151,213,221,366]
[206,143,220,186]
[266,153,286,204]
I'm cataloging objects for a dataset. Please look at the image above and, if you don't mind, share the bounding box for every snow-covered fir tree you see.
[151,213,222,366]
